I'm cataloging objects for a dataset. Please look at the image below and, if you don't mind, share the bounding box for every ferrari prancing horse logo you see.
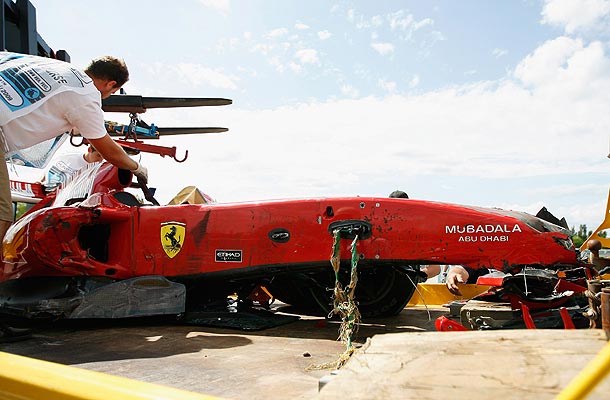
[161,221,186,258]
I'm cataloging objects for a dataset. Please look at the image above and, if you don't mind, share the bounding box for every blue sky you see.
[27,0,610,231]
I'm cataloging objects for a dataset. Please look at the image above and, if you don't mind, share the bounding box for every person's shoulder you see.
[54,88,101,110]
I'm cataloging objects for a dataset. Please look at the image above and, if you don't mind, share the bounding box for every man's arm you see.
[446,265,491,296]
[421,264,441,278]
[87,134,137,170]
[87,135,148,183]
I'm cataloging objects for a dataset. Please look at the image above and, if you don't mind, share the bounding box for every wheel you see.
[361,267,422,316]
[323,266,423,318]
[268,273,331,315]
[270,266,423,318]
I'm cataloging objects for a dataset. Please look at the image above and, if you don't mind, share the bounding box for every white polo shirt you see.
[1,89,106,150]
[0,52,107,151]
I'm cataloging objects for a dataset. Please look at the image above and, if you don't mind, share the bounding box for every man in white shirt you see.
[45,145,103,189]
[0,52,148,243]
[0,53,150,342]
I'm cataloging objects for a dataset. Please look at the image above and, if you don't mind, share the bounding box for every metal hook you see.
[69,132,85,147]
[174,149,188,163]
[128,113,140,140]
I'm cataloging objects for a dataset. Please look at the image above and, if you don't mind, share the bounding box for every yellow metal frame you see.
[0,351,220,400]
[407,283,491,307]
[580,187,610,251]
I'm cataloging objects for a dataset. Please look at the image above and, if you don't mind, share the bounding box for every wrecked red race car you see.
[0,95,590,323]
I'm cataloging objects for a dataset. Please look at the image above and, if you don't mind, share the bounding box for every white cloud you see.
[378,79,397,93]
[169,63,239,90]
[413,18,434,31]
[250,43,275,56]
[429,30,446,43]
[288,62,303,74]
[318,30,332,40]
[371,15,383,27]
[513,36,610,102]
[347,9,355,23]
[215,37,240,53]
[345,8,435,43]
[294,49,320,65]
[371,42,394,56]
[514,36,583,86]
[266,28,289,39]
[198,0,230,15]
[295,22,310,30]
[408,74,420,88]
[492,48,508,58]
[349,10,385,29]
[236,65,257,77]
[388,10,433,36]
[388,11,414,31]
[269,57,284,73]
[541,0,610,33]
[341,84,359,98]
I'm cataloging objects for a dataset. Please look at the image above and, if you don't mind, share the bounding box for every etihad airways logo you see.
[445,224,522,234]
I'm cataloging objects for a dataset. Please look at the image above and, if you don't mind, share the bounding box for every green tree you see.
[14,202,29,220]
[571,224,592,248]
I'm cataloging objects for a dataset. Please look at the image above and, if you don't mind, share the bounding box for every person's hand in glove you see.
[131,162,148,184]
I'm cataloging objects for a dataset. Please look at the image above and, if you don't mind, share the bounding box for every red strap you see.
[559,307,575,329]
[520,302,537,329]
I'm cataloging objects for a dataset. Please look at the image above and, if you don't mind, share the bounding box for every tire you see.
[324,266,422,318]
[268,273,331,315]
[270,266,423,318]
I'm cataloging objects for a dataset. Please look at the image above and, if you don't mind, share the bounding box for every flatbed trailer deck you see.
[1,303,609,399]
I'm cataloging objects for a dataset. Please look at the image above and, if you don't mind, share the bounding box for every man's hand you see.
[446,266,470,296]
[131,162,148,184]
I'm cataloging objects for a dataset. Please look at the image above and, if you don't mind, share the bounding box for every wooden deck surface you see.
[1,304,608,399]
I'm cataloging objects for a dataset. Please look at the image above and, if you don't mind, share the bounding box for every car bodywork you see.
[0,160,585,320]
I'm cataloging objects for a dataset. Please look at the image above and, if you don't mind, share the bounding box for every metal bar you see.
[156,127,228,135]
[55,49,70,62]
[102,95,232,113]
[0,351,221,400]
[105,127,227,138]
[16,0,36,55]
[556,341,610,400]
[35,32,52,57]
[0,0,6,50]
[115,139,182,159]
[142,97,232,108]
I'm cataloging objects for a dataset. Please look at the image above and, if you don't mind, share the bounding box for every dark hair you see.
[389,190,409,199]
[85,56,129,87]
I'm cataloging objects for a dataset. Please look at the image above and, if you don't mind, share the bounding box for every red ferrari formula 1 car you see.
[0,95,591,323]
[1,162,587,321]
